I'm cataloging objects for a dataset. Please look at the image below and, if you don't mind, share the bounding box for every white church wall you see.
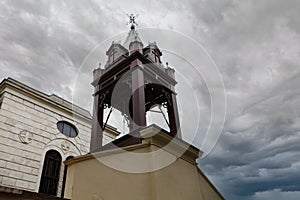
[0,78,120,197]
[0,86,91,196]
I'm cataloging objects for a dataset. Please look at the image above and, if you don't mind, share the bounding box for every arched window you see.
[39,150,62,196]
[57,121,78,138]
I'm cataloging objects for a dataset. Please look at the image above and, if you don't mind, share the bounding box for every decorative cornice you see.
[0,78,92,122]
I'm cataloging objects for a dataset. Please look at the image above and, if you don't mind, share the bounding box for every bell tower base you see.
[64,125,224,200]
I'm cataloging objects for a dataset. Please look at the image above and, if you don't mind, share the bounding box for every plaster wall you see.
[65,144,224,200]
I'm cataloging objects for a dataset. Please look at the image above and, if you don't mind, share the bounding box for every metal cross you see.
[127,14,138,27]
[110,48,118,62]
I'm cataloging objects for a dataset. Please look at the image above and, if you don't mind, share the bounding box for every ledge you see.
[0,186,70,200]
[66,125,202,167]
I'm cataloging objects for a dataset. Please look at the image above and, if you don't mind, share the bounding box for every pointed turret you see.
[123,14,143,53]
[104,42,128,68]
[123,24,143,54]
[144,42,162,65]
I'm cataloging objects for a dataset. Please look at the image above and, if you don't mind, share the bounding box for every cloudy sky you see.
[1,0,300,199]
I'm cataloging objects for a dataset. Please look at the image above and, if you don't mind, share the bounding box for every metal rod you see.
[103,107,114,131]
[159,105,170,128]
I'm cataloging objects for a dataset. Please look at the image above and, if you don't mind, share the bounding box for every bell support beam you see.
[167,91,182,139]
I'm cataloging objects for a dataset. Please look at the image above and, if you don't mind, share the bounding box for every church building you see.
[0,78,119,199]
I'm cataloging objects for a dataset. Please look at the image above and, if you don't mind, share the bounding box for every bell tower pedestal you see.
[64,125,224,200]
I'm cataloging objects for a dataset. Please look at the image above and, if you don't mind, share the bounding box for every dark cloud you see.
[189,0,300,199]
[1,0,300,199]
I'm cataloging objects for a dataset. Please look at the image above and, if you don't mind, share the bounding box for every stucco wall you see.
[65,144,224,200]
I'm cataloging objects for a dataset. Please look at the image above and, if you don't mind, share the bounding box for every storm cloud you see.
[1,0,300,199]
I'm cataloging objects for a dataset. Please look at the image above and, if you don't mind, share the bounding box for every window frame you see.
[56,121,78,138]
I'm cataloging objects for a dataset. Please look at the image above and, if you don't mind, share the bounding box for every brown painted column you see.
[165,67,181,138]
[167,92,182,139]
[90,68,105,152]
[90,92,104,152]
[131,60,146,130]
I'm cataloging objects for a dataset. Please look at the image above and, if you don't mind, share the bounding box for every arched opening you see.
[61,156,74,198]
[39,150,62,196]
[146,104,170,132]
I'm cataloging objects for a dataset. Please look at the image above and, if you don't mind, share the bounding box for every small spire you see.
[123,14,143,49]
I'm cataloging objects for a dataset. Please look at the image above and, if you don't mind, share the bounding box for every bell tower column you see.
[165,67,181,138]
[90,68,105,152]
[131,59,146,130]
[167,93,181,138]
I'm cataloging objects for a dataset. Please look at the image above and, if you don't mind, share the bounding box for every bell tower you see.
[90,15,181,152]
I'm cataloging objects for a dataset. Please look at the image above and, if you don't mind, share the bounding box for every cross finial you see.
[126,14,138,29]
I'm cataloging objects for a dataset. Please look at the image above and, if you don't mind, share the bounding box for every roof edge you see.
[0,77,92,120]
